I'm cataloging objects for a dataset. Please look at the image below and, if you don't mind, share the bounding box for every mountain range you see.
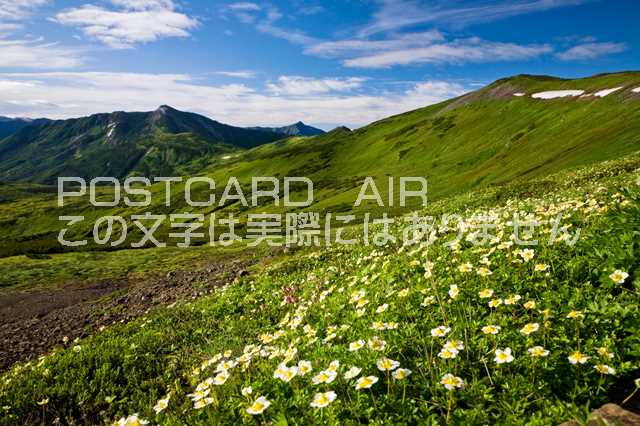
[0,71,639,257]
[0,117,51,140]
[249,121,325,137]
[1,72,639,195]
[0,106,323,183]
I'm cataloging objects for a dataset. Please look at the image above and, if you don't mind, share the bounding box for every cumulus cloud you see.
[0,72,467,129]
[556,42,627,60]
[52,0,198,49]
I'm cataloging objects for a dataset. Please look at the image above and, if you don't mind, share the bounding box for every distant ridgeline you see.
[0,106,324,183]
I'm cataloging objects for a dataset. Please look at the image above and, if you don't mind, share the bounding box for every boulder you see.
[559,403,640,426]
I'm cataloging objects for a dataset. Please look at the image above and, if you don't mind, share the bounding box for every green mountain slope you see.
[0,117,50,140]
[191,72,640,210]
[0,106,283,183]
[1,72,639,257]
[1,153,639,424]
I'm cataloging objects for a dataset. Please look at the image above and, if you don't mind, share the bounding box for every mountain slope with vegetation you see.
[1,72,638,257]
[0,106,283,183]
[1,153,638,425]
[0,117,50,140]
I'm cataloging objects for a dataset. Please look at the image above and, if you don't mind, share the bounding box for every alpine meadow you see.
[0,1,639,425]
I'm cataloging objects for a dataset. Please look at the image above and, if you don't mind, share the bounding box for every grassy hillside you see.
[1,72,639,257]
[1,154,638,425]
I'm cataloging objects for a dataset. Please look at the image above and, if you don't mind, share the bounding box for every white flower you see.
[349,340,365,351]
[213,370,230,385]
[527,346,549,358]
[376,357,400,371]
[421,296,436,306]
[444,340,465,351]
[355,375,379,390]
[594,364,616,375]
[246,396,270,415]
[273,363,298,383]
[520,249,535,262]
[312,369,338,385]
[568,351,590,365]
[478,289,494,298]
[609,269,629,284]
[505,294,522,305]
[310,391,337,408]
[241,386,253,396]
[344,366,362,380]
[519,323,539,335]
[297,360,313,376]
[153,395,170,414]
[438,347,458,359]
[458,263,473,273]
[327,360,340,372]
[534,263,549,272]
[481,325,501,335]
[393,368,412,380]
[494,348,514,364]
[440,373,464,390]
[368,336,387,351]
[448,285,460,299]
[194,397,214,409]
[431,326,451,338]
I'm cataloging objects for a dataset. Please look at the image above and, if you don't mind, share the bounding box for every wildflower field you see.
[1,155,639,425]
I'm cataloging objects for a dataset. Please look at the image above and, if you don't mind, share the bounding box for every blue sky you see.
[0,0,638,129]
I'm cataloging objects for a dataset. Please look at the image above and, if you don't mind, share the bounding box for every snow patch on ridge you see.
[594,87,623,97]
[106,122,116,138]
[531,90,585,99]
[513,93,525,97]
[632,87,640,93]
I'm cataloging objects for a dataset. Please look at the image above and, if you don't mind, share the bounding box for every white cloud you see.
[297,5,323,16]
[360,0,587,36]
[342,38,552,68]
[225,3,318,45]
[266,76,365,96]
[306,31,445,57]
[227,3,557,70]
[0,0,48,20]
[52,0,198,49]
[215,70,257,79]
[227,2,261,11]
[0,23,22,35]
[0,39,85,68]
[0,72,467,129]
[556,42,627,60]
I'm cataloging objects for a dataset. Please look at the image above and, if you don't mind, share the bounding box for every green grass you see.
[0,242,264,291]
[1,156,638,425]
